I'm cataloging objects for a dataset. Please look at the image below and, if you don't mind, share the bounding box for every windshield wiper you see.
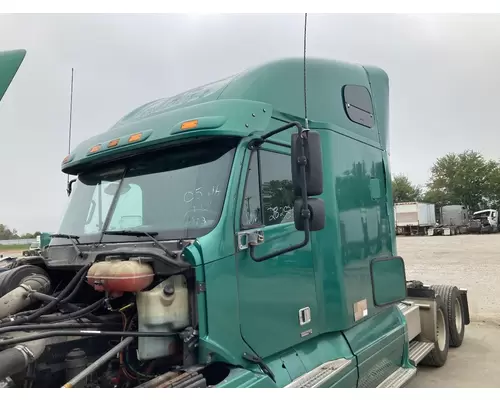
[50,234,84,258]
[102,230,177,259]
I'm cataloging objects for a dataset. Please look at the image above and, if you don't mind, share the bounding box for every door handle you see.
[237,230,265,251]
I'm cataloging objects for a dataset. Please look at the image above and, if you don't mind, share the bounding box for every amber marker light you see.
[181,120,199,130]
[89,145,101,153]
[108,139,120,147]
[128,133,142,143]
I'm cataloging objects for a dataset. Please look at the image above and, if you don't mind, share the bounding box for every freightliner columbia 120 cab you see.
[0,48,470,388]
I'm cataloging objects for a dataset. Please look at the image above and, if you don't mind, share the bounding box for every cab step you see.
[377,366,417,388]
[285,358,352,388]
[409,341,434,365]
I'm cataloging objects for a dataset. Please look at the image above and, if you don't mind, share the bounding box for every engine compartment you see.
[0,253,228,388]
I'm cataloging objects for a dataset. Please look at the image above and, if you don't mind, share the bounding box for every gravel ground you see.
[398,234,500,387]
[397,234,500,322]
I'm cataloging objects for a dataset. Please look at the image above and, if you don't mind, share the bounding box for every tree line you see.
[392,150,500,212]
[0,224,40,240]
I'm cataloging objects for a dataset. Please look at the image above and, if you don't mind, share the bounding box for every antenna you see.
[67,68,74,185]
[303,13,309,130]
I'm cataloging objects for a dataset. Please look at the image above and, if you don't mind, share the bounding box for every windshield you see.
[473,211,491,219]
[56,139,237,244]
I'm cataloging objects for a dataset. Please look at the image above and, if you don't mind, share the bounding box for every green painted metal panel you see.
[62,99,273,175]
[342,305,405,387]
[0,49,26,103]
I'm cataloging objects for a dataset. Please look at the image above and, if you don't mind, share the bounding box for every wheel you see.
[430,285,465,347]
[420,295,449,367]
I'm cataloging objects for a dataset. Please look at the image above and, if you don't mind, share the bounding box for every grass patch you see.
[0,244,30,251]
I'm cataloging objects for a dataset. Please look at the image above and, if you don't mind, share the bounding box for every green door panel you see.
[0,49,26,103]
[236,222,317,358]
[234,143,319,359]
[342,305,405,388]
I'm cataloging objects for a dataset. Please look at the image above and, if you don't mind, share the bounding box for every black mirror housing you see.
[294,198,325,232]
[291,130,323,197]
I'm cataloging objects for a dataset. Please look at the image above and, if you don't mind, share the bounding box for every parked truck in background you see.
[428,205,469,236]
[468,209,499,234]
[0,49,471,389]
[394,202,436,236]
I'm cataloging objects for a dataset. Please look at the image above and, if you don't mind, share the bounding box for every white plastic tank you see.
[136,274,190,360]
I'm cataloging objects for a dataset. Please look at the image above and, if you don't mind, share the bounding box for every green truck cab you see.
[0,50,470,388]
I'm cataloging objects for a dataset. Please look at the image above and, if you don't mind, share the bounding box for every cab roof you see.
[63,57,389,174]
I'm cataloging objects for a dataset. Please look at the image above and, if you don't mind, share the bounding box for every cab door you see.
[234,143,318,366]
[0,49,26,103]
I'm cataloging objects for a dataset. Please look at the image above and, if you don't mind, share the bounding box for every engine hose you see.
[59,273,87,304]
[0,264,91,328]
[0,329,179,348]
[30,294,105,323]
[38,298,105,323]
[0,322,115,336]
[0,339,46,381]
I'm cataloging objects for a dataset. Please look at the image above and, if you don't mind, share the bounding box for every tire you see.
[420,295,449,367]
[430,284,465,348]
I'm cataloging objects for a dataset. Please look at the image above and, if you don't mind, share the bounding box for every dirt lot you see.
[398,235,500,388]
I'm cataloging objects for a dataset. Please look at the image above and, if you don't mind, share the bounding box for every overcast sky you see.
[0,13,499,234]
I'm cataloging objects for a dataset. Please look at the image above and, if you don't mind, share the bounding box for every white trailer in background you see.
[394,202,436,236]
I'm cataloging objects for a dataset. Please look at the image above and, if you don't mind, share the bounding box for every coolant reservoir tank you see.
[136,274,190,361]
[86,259,154,295]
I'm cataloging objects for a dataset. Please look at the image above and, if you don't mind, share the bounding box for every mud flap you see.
[459,289,471,325]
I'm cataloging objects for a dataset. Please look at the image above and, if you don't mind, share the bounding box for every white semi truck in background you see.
[468,209,499,234]
[394,202,436,236]
[428,204,470,236]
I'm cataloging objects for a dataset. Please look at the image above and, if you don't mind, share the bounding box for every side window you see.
[241,152,262,228]
[342,85,374,128]
[260,151,294,226]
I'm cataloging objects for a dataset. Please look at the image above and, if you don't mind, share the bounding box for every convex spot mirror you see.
[291,130,323,197]
[294,198,325,232]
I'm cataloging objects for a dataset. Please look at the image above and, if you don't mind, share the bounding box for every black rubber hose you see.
[0,322,114,335]
[30,292,104,323]
[0,347,29,380]
[59,272,87,304]
[38,298,105,323]
[0,330,178,347]
[0,264,91,328]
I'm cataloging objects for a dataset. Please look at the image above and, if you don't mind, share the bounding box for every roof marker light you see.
[108,139,120,147]
[181,120,199,130]
[89,145,101,153]
[128,133,142,143]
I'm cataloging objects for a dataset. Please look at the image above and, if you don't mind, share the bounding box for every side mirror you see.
[294,198,325,231]
[291,130,323,196]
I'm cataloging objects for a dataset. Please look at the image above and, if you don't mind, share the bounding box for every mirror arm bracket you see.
[248,122,303,150]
